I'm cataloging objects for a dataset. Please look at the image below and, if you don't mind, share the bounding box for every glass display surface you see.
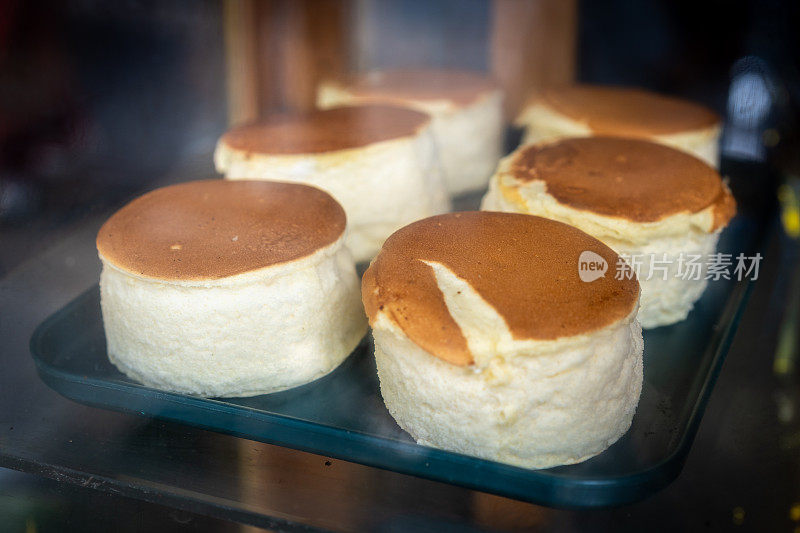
[30,200,761,508]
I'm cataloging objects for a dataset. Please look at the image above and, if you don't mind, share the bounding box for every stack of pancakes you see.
[97,75,735,470]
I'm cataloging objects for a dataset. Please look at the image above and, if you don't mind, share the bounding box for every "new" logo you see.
[578,251,608,282]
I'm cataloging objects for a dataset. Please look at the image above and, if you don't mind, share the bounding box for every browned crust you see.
[219,105,430,155]
[362,212,639,366]
[336,69,499,107]
[510,137,736,226]
[533,85,719,136]
[712,183,738,232]
[97,180,346,281]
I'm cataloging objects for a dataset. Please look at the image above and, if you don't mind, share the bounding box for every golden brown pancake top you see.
[97,180,346,281]
[219,105,429,155]
[535,85,719,136]
[341,69,498,106]
[362,212,639,366]
[510,137,736,229]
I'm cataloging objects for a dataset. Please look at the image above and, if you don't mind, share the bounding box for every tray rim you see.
[29,271,754,509]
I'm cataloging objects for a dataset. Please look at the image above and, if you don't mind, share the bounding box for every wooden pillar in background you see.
[277,0,350,112]
[223,0,350,125]
[225,0,575,124]
[223,0,260,126]
[490,0,578,120]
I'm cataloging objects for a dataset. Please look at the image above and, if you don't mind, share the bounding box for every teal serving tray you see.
[31,216,759,508]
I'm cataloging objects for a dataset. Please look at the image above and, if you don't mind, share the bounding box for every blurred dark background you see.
[0,1,226,274]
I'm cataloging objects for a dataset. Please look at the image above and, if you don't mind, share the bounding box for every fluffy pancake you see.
[362,211,639,366]
[97,180,346,281]
[509,137,735,229]
[317,70,503,194]
[529,85,719,136]
[219,105,429,155]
